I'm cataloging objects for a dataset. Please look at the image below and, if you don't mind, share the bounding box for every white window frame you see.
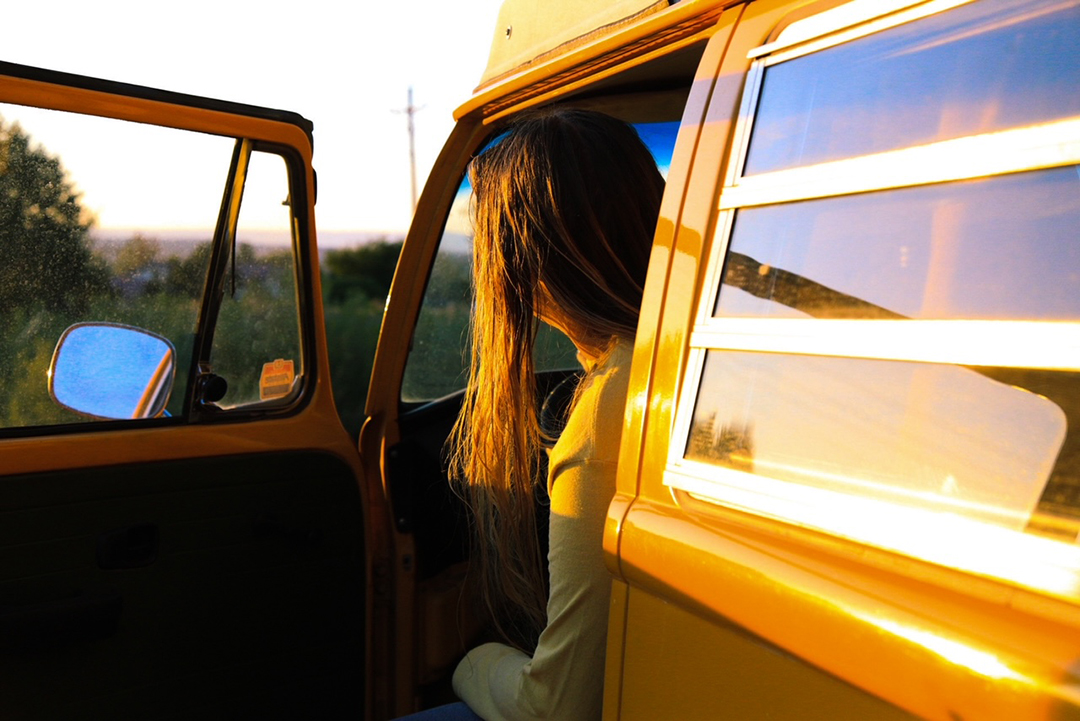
[665,0,1080,602]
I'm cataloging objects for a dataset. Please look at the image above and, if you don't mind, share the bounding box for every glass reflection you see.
[745,0,1080,174]
[715,166,1080,320]
[210,151,302,409]
[50,323,175,420]
[686,351,1079,537]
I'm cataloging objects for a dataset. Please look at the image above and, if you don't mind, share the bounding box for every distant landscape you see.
[91,228,406,260]
[1,110,424,438]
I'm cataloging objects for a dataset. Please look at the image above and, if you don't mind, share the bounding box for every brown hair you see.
[448,107,664,650]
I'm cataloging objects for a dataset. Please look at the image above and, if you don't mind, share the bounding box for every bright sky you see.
[2,0,505,236]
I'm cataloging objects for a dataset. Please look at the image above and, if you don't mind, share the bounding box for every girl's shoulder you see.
[550,340,634,468]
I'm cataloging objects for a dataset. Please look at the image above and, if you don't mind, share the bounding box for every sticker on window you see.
[259,359,296,401]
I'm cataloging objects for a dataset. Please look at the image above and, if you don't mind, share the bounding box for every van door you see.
[606,0,1080,719]
[0,62,372,719]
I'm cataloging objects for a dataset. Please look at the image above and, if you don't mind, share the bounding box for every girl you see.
[404,107,664,720]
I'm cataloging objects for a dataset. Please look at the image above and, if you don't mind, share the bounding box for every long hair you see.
[448,107,664,650]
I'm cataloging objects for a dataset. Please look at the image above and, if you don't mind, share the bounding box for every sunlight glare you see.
[868,617,1026,681]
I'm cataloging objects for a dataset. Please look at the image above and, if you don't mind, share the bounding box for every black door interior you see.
[0,450,365,720]
[385,368,583,707]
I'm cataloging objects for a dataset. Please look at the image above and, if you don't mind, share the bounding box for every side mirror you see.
[49,323,176,420]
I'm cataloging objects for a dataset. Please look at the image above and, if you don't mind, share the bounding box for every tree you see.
[163,242,213,298]
[0,117,107,322]
[323,238,403,303]
[111,234,165,296]
[113,233,162,277]
[688,413,755,471]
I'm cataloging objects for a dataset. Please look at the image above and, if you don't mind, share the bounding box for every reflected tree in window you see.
[0,117,108,322]
[687,414,755,472]
[0,117,111,427]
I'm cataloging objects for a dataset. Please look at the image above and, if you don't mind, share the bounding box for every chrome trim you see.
[749,0,975,62]
[723,61,765,188]
[668,346,708,471]
[690,319,1080,370]
[694,210,734,326]
[723,118,1080,207]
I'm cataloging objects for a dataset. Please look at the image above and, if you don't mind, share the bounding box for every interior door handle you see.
[97,522,158,569]
[0,588,122,652]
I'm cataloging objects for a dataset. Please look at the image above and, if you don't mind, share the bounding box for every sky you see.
[2,0,506,237]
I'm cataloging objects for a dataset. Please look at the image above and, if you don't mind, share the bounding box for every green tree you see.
[317,239,402,436]
[113,233,162,276]
[323,238,403,303]
[112,233,165,295]
[0,117,112,428]
[164,242,213,297]
[323,296,385,436]
[0,116,107,322]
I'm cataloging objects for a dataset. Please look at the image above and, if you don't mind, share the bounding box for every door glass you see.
[209,150,303,408]
[686,351,1077,537]
[0,103,232,429]
[400,177,475,402]
[745,0,1080,174]
[715,166,1080,321]
[400,120,680,403]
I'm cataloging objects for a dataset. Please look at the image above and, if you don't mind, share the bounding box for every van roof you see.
[477,0,671,88]
[459,0,728,120]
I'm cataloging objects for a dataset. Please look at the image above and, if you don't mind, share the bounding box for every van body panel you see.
[606,5,743,577]
[593,0,1080,718]
[615,583,917,720]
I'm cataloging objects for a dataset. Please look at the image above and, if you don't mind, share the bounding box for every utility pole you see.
[396,86,422,213]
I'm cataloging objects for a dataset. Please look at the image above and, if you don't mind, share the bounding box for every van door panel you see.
[0,451,365,719]
[616,583,914,720]
[0,64,371,719]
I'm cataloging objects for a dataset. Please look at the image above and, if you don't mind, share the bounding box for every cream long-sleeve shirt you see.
[452,341,632,721]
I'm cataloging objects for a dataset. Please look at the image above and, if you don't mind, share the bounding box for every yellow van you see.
[1,0,1078,718]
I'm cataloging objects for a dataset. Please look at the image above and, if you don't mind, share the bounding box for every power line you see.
[394,87,424,213]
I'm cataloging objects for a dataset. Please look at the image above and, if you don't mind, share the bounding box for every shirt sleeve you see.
[452,343,631,721]
[452,458,617,721]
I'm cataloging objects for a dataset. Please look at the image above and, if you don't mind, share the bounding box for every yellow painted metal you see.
[619,497,1080,718]
[456,0,736,122]
[602,580,631,721]
[0,71,384,718]
[479,0,669,87]
[605,3,744,579]
[604,0,1080,718]
[0,75,312,153]
[617,586,916,720]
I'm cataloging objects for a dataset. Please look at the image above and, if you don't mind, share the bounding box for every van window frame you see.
[666,0,1080,604]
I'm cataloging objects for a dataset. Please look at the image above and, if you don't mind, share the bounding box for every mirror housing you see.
[49,323,176,420]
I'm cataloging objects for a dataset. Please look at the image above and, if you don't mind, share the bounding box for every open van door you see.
[0,62,377,718]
